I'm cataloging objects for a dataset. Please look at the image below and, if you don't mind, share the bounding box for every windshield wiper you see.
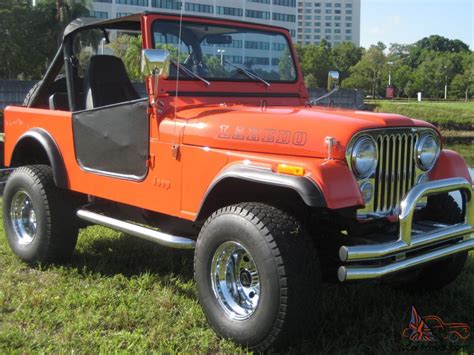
[226,61,271,87]
[171,59,211,86]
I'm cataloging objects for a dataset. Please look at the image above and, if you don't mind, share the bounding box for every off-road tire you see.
[389,194,468,291]
[194,202,321,351]
[23,81,42,107]
[3,165,79,264]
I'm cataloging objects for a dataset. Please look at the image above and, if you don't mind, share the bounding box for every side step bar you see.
[77,209,196,250]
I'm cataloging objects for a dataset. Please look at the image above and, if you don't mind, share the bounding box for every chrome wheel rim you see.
[10,190,37,245]
[210,241,260,320]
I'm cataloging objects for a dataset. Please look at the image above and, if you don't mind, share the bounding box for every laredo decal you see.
[218,125,308,146]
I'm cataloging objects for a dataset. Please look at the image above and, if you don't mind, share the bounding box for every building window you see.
[185,2,213,13]
[248,0,270,3]
[345,36,352,40]
[346,22,352,27]
[246,9,271,19]
[325,2,331,7]
[304,2,312,6]
[314,9,320,13]
[325,9,331,14]
[305,15,312,19]
[151,0,181,9]
[314,21,320,26]
[273,12,296,22]
[346,29,352,33]
[305,21,311,26]
[116,0,148,5]
[216,6,243,17]
[325,16,331,20]
[245,56,270,65]
[346,10,352,14]
[116,12,132,17]
[335,9,341,14]
[334,29,341,33]
[290,29,296,36]
[94,0,112,3]
[346,3,352,7]
[271,58,280,66]
[90,11,108,18]
[273,0,296,6]
[325,22,331,26]
[346,16,352,21]
[272,42,287,51]
[224,55,243,64]
[245,40,270,50]
[314,2,320,6]
[314,15,321,19]
[325,35,331,40]
[335,16,341,20]
[325,28,331,33]
[335,2,341,7]
[304,28,312,33]
[314,34,320,39]
[315,28,320,33]
[335,23,340,27]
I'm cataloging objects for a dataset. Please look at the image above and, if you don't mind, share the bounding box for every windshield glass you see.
[152,20,297,83]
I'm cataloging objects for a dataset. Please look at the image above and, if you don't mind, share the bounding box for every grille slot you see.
[374,132,418,213]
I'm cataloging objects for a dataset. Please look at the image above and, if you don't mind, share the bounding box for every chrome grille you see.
[374,131,418,213]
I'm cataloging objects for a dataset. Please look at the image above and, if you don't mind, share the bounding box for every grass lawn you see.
[0,198,473,353]
[370,100,474,131]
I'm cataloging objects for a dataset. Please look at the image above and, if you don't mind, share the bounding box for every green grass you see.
[1,199,473,353]
[370,101,474,131]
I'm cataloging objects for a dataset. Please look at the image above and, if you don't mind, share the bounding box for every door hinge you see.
[147,155,155,168]
[171,144,180,160]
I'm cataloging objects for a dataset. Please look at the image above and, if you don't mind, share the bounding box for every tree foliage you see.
[0,0,89,80]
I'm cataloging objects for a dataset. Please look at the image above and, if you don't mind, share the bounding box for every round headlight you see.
[351,136,377,179]
[416,133,440,171]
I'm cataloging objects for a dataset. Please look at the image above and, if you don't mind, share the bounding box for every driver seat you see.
[84,55,139,109]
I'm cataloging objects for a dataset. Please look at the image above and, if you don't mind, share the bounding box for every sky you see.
[360,0,473,49]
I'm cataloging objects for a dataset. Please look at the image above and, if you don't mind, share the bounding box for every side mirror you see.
[327,71,340,91]
[141,49,171,103]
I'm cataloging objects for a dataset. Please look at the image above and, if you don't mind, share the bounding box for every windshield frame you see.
[150,19,299,85]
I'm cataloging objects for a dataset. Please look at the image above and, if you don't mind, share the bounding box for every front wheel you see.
[3,165,79,264]
[194,203,321,351]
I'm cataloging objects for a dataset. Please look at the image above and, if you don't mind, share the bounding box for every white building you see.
[297,0,360,46]
[90,0,360,47]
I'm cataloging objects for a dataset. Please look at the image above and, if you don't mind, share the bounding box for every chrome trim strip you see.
[77,209,196,249]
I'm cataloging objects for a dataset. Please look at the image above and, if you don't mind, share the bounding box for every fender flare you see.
[11,128,68,188]
[196,164,326,220]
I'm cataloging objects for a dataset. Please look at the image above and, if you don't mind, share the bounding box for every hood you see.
[180,105,435,160]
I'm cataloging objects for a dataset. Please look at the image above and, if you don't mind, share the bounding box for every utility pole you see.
[388,62,394,86]
[444,65,448,100]
[217,49,225,66]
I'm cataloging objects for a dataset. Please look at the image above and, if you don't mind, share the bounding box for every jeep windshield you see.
[152,20,297,83]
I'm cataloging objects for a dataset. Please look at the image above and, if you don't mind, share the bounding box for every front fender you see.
[429,150,472,185]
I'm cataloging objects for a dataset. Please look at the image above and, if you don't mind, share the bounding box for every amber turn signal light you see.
[276,164,305,176]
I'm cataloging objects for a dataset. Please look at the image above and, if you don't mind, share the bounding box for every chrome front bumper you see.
[338,178,474,282]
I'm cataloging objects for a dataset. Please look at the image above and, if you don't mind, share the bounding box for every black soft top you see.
[63,13,142,39]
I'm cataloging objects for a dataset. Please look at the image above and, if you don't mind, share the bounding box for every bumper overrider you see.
[338,178,474,282]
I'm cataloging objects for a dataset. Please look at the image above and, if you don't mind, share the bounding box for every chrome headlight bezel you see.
[349,135,378,179]
[416,133,440,171]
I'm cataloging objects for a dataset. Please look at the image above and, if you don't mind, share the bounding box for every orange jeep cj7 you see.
[2,13,473,351]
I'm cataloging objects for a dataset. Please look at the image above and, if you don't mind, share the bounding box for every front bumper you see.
[338,178,474,282]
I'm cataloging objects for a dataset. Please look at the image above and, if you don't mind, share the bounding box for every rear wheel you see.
[194,203,321,351]
[389,194,468,290]
[3,165,79,264]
